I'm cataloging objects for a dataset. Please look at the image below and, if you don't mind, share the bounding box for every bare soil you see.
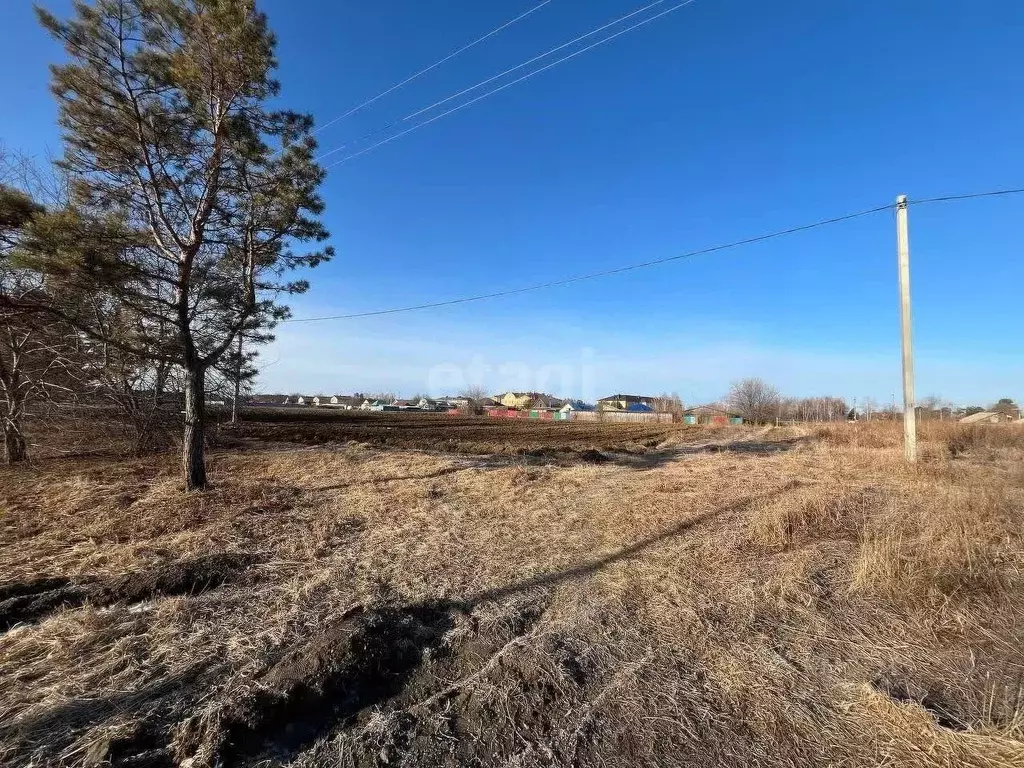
[229,407,688,457]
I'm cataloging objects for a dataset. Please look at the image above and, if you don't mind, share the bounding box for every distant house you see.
[494,392,559,410]
[597,394,655,412]
[295,396,311,406]
[559,399,596,413]
[413,397,451,411]
[329,395,363,409]
[683,406,743,426]
[532,394,564,410]
[624,403,654,413]
[307,394,364,408]
[250,394,291,406]
[960,411,1015,425]
[495,392,532,409]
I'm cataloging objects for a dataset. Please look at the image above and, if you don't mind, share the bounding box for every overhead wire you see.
[283,189,1024,323]
[911,188,1024,205]
[313,0,556,136]
[317,0,696,165]
[284,202,896,323]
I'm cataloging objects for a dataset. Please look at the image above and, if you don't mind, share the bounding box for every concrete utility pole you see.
[896,195,917,462]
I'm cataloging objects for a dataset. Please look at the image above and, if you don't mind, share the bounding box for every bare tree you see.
[918,394,944,421]
[653,392,685,421]
[0,175,90,462]
[461,385,489,402]
[862,396,879,421]
[459,385,489,415]
[775,395,850,423]
[726,378,781,424]
[0,290,81,462]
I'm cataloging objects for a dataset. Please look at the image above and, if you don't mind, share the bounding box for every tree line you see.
[724,378,1018,424]
[725,377,849,423]
[0,0,332,489]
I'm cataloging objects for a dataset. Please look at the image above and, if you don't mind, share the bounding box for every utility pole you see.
[896,194,916,462]
[231,333,242,424]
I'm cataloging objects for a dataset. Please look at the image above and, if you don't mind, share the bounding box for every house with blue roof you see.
[596,394,656,412]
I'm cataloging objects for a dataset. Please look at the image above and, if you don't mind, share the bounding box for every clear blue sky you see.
[2,0,1022,405]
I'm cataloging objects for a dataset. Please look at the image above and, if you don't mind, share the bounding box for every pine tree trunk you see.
[182,366,207,490]
[231,334,241,424]
[3,420,26,464]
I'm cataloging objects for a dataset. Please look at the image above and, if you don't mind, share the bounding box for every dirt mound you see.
[575,448,611,464]
[191,601,458,767]
[0,552,256,631]
[522,447,612,465]
[104,721,178,768]
[173,594,557,768]
[98,552,257,604]
[0,579,95,632]
[0,576,78,602]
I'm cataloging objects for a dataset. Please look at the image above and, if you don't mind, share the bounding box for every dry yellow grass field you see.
[0,418,1022,767]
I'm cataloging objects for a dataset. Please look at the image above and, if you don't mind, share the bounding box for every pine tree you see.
[34,0,332,489]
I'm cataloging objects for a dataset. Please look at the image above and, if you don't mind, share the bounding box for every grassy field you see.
[1,414,1022,767]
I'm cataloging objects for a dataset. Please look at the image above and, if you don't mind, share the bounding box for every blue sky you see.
[2,0,1022,405]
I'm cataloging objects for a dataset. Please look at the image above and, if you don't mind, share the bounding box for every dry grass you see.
[0,420,1022,767]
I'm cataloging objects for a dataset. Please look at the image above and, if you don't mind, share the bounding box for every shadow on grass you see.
[201,482,799,766]
[466,481,801,604]
[5,483,800,768]
[0,660,219,767]
[306,464,476,492]
[585,437,812,470]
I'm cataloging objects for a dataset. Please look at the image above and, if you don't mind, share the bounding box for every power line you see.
[313,0,556,137]
[284,202,895,323]
[319,0,696,167]
[911,187,1024,205]
[317,0,671,161]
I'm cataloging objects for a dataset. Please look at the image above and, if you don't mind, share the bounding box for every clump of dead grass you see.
[748,481,890,550]
[851,483,1023,601]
